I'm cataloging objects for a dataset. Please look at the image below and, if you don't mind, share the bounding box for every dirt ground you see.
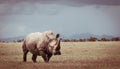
[0,42,120,69]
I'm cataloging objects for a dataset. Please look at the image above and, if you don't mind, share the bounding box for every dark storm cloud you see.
[0,0,120,5]
[0,0,120,38]
[70,0,120,5]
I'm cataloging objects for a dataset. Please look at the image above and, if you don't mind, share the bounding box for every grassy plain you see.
[0,42,120,69]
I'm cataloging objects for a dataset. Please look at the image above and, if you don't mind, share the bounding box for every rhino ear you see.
[45,31,55,39]
[56,34,60,39]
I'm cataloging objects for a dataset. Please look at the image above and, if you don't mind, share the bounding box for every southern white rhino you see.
[22,31,61,62]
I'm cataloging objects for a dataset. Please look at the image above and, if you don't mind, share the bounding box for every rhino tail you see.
[22,39,27,52]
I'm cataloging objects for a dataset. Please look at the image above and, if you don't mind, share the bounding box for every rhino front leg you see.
[42,54,48,62]
[47,54,52,61]
[40,51,48,62]
[32,54,37,63]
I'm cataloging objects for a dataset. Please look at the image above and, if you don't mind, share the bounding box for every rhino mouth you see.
[54,51,61,55]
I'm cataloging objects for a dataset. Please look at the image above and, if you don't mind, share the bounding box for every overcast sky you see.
[0,0,120,38]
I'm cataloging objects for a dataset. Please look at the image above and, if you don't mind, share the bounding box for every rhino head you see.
[47,34,61,55]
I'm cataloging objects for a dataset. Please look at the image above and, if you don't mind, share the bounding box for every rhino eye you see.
[55,42,57,45]
[49,39,53,42]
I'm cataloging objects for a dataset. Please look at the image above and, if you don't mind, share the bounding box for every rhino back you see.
[25,32,43,51]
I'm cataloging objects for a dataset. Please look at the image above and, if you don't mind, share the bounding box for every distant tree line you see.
[0,37,120,43]
[62,37,120,42]
[0,39,24,43]
[13,39,24,43]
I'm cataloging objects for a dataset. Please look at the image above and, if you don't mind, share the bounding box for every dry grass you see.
[0,42,120,69]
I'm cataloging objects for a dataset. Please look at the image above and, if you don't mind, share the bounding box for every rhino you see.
[22,31,61,62]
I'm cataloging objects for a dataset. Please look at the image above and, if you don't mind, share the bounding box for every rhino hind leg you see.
[22,40,29,62]
[32,54,37,62]
[23,50,28,62]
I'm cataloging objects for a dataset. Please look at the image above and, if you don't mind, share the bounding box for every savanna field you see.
[0,42,120,69]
